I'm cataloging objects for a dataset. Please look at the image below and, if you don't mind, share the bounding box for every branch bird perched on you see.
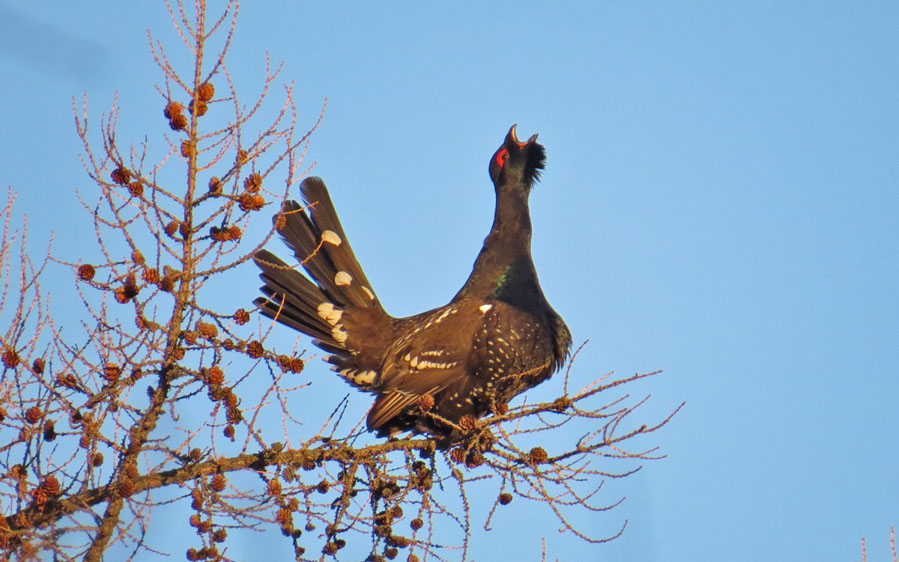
[253,125,571,445]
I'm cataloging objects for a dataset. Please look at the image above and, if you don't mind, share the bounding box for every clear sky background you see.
[1,2,897,561]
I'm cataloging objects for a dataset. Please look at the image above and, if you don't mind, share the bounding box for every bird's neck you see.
[455,185,534,300]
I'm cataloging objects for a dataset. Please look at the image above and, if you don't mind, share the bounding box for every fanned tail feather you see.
[254,177,388,388]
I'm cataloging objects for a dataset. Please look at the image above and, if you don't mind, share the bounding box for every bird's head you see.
[488,125,546,192]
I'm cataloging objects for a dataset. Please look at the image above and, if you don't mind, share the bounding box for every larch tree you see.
[0,1,680,560]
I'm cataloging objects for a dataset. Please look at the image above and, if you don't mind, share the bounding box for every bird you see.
[253,125,571,444]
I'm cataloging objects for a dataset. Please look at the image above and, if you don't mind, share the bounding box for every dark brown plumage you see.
[254,125,571,444]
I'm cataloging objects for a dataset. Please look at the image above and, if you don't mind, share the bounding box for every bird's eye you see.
[495,148,509,168]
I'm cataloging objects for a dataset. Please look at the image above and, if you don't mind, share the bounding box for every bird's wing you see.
[366,304,481,431]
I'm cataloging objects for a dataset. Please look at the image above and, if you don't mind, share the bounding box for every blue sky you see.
[1,2,897,560]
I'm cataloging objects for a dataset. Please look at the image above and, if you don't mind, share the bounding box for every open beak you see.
[508,124,538,147]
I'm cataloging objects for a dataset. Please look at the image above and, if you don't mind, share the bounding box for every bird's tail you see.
[254,177,387,383]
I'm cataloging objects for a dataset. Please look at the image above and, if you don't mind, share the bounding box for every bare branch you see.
[0,1,679,559]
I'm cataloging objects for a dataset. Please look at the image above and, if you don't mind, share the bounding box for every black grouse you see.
[253,125,571,443]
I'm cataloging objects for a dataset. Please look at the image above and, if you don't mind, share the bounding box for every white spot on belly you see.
[479,304,493,314]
